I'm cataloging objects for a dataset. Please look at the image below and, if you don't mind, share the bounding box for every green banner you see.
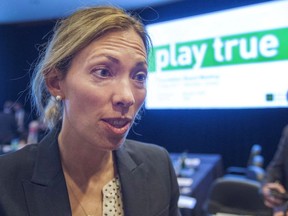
[148,27,288,72]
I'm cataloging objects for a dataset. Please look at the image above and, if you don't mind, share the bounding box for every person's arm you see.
[262,125,288,208]
[265,126,288,183]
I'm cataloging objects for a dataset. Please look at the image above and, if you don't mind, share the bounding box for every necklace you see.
[62,152,116,216]
[67,183,98,216]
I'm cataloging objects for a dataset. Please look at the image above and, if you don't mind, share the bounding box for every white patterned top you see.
[102,177,124,216]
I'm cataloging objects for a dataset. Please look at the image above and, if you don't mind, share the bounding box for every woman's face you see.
[58,29,147,151]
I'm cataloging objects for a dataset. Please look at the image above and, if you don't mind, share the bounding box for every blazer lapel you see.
[22,127,71,216]
[115,144,150,216]
[22,128,151,216]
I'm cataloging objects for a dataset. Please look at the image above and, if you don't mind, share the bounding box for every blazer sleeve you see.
[165,148,182,216]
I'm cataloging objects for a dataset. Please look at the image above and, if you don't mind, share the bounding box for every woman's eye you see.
[91,68,111,78]
[134,72,147,82]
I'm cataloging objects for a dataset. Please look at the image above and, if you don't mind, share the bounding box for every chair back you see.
[203,176,272,216]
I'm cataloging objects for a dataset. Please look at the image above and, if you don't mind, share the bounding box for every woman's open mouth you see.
[102,118,132,135]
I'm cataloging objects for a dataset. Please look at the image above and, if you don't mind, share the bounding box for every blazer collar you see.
[24,126,150,216]
[31,125,63,185]
[115,143,150,216]
[23,125,71,216]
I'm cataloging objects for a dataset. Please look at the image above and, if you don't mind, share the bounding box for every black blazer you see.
[0,127,181,216]
[264,125,288,190]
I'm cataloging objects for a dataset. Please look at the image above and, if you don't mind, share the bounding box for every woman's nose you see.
[112,81,135,108]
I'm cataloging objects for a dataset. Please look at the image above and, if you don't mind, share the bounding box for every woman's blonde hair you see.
[31,6,151,129]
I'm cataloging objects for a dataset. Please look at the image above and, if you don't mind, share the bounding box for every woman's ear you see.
[45,69,64,99]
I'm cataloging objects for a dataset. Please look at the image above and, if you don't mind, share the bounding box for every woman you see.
[0,6,181,216]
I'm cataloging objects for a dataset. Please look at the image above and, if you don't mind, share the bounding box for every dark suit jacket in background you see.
[0,126,181,216]
[264,125,288,190]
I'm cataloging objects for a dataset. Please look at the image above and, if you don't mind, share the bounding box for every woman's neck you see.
[58,132,116,185]
[61,149,115,216]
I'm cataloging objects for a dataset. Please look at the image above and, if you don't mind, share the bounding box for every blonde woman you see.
[0,6,181,216]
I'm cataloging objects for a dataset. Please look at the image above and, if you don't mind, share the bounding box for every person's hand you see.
[273,211,288,216]
[262,182,287,208]
[273,206,288,216]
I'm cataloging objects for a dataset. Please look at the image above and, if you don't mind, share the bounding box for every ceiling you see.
[0,0,176,24]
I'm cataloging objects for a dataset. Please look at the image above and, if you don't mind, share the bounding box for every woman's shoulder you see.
[124,139,167,152]
[120,140,176,179]
[123,139,170,161]
[0,144,38,173]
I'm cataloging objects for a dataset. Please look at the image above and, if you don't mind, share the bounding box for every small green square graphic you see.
[266,94,274,101]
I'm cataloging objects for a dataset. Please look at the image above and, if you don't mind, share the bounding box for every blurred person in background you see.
[13,101,30,141]
[262,125,288,216]
[0,100,18,145]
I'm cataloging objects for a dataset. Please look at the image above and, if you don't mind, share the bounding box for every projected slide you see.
[145,0,288,109]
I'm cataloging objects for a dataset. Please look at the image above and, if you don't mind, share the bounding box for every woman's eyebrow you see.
[88,53,147,67]
[106,55,119,64]
[87,53,119,64]
[135,60,148,67]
